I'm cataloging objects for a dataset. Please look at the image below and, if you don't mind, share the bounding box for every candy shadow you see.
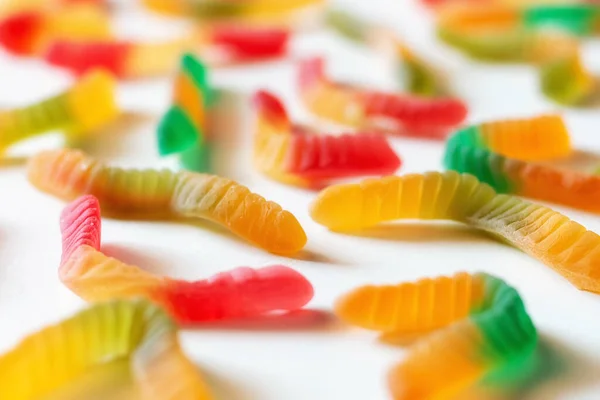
[339,222,490,243]
[288,249,341,265]
[101,243,173,276]
[187,309,342,333]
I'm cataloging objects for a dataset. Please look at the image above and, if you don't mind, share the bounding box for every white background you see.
[1,0,600,398]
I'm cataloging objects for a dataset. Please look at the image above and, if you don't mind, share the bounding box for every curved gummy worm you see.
[335,272,537,399]
[0,7,110,55]
[0,70,118,153]
[44,26,289,78]
[523,4,600,37]
[0,299,212,399]
[251,90,401,186]
[157,54,214,173]
[298,57,467,139]
[444,116,600,213]
[59,195,314,324]
[28,148,307,255]
[311,171,600,293]
[142,0,324,20]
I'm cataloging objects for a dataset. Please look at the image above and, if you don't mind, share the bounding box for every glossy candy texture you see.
[142,0,324,21]
[336,272,537,399]
[0,70,118,153]
[158,54,214,172]
[311,171,600,293]
[0,299,212,400]
[444,116,600,214]
[60,195,314,324]
[45,26,289,78]
[0,6,111,55]
[523,4,600,36]
[28,148,307,255]
[298,57,467,140]
[252,90,401,187]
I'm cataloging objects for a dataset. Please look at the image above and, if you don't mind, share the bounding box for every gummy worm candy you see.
[325,9,446,97]
[298,57,467,140]
[60,195,314,324]
[0,0,105,16]
[444,116,600,214]
[310,171,600,293]
[28,148,307,255]
[142,0,324,21]
[437,12,596,104]
[0,70,118,154]
[252,90,401,187]
[0,6,111,55]
[523,4,600,36]
[0,299,212,400]
[335,272,537,399]
[158,53,214,173]
[44,26,290,78]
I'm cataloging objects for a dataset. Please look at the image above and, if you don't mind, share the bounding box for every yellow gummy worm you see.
[28,148,307,255]
[311,171,600,293]
[0,299,212,400]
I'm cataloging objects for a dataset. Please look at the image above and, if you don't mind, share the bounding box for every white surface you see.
[1,0,600,399]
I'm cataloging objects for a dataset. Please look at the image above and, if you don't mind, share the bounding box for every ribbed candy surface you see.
[59,195,314,322]
[311,171,600,292]
[29,149,306,254]
[337,272,537,399]
[335,272,485,335]
[0,299,212,400]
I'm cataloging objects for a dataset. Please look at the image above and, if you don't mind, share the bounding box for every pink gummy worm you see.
[60,195,314,323]
[298,56,327,93]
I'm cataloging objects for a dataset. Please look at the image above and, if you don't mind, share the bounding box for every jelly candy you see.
[28,148,307,255]
[299,57,467,139]
[0,70,118,154]
[0,299,213,400]
[0,6,111,55]
[45,26,289,78]
[60,195,314,324]
[311,171,600,293]
[157,54,214,173]
[252,90,401,187]
[444,116,600,213]
[336,272,537,399]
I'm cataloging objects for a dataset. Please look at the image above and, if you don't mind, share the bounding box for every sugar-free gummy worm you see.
[444,116,600,213]
[158,54,214,172]
[0,299,212,400]
[252,90,401,187]
[298,57,467,139]
[336,272,537,399]
[28,148,307,255]
[59,195,314,324]
[0,7,111,55]
[0,70,118,154]
[311,171,600,293]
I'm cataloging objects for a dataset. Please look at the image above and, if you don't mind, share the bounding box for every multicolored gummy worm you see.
[335,272,537,399]
[326,8,446,97]
[44,25,290,78]
[298,57,467,139]
[157,53,215,173]
[0,299,213,400]
[0,70,118,154]
[310,171,600,293]
[437,4,596,104]
[59,195,314,324]
[0,6,111,55]
[28,148,307,255]
[251,90,401,187]
[142,0,325,22]
[444,115,600,214]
